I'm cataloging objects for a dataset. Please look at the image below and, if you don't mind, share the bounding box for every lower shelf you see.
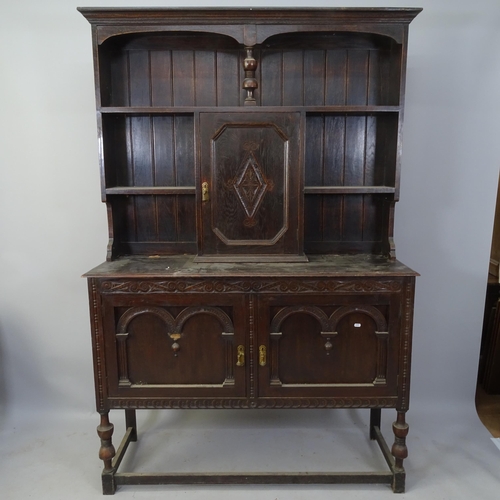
[97,409,408,495]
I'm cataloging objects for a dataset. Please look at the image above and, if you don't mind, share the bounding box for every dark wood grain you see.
[103,37,242,108]
[81,7,420,494]
[198,111,304,261]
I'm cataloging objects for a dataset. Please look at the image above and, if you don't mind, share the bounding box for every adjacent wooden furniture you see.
[480,177,500,393]
[79,7,420,494]
[479,274,500,394]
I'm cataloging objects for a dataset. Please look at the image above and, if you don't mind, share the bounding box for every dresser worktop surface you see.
[84,254,417,279]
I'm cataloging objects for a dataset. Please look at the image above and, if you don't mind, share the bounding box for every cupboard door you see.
[102,294,247,399]
[197,111,305,262]
[257,295,400,398]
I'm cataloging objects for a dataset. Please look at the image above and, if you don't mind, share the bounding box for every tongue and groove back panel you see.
[97,29,402,259]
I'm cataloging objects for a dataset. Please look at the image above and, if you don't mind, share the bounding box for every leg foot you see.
[392,469,406,493]
[102,471,116,495]
[391,411,409,493]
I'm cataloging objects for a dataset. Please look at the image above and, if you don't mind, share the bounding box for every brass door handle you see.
[259,345,266,366]
[236,345,245,366]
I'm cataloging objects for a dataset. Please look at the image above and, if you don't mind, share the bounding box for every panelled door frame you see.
[255,293,402,399]
[101,292,248,400]
[196,111,305,261]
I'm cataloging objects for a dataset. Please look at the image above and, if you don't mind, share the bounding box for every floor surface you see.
[1,403,498,499]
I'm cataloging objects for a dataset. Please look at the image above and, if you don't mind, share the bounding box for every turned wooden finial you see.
[243,47,258,105]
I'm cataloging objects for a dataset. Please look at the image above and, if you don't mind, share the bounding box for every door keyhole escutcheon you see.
[236,345,245,366]
[202,182,209,202]
[259,345,267,366]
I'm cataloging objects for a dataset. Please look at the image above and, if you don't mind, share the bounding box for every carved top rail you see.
[78,7,422,45]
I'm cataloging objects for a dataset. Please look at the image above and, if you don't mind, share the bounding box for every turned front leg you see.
[391,411,409,493]
[97,412,116,494]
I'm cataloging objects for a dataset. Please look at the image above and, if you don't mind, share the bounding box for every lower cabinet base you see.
[87,262,416,495]
[97,409,408,495]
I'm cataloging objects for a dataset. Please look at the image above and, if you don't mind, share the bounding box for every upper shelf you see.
[99,106,402,114]
[97,32,404,108]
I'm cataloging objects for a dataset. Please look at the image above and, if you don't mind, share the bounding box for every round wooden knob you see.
[243,78,258,90]
[324,339,333,354]
[244,57,257,71]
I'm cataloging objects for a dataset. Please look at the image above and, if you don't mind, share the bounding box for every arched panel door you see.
[102,296,247,399]
[257,295,399,399]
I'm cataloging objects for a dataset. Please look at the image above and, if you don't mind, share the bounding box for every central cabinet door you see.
[197,112,305,262]
[102,293,247,399]
[256,294,400,398]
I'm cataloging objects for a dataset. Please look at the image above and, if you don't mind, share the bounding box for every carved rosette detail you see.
[108,398,397,410]
[100,279,402,294]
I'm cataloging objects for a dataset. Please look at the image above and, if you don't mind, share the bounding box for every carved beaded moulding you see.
[108,397,398,410]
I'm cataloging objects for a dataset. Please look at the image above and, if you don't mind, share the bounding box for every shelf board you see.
[99,105,400,115]
[106,186,395,196]
[101,107,196,114]
[303,106,400,114]
[304,186,396,195]
[106,186,196,195]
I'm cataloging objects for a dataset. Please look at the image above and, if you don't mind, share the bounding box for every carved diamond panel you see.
[234,152,268,220]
